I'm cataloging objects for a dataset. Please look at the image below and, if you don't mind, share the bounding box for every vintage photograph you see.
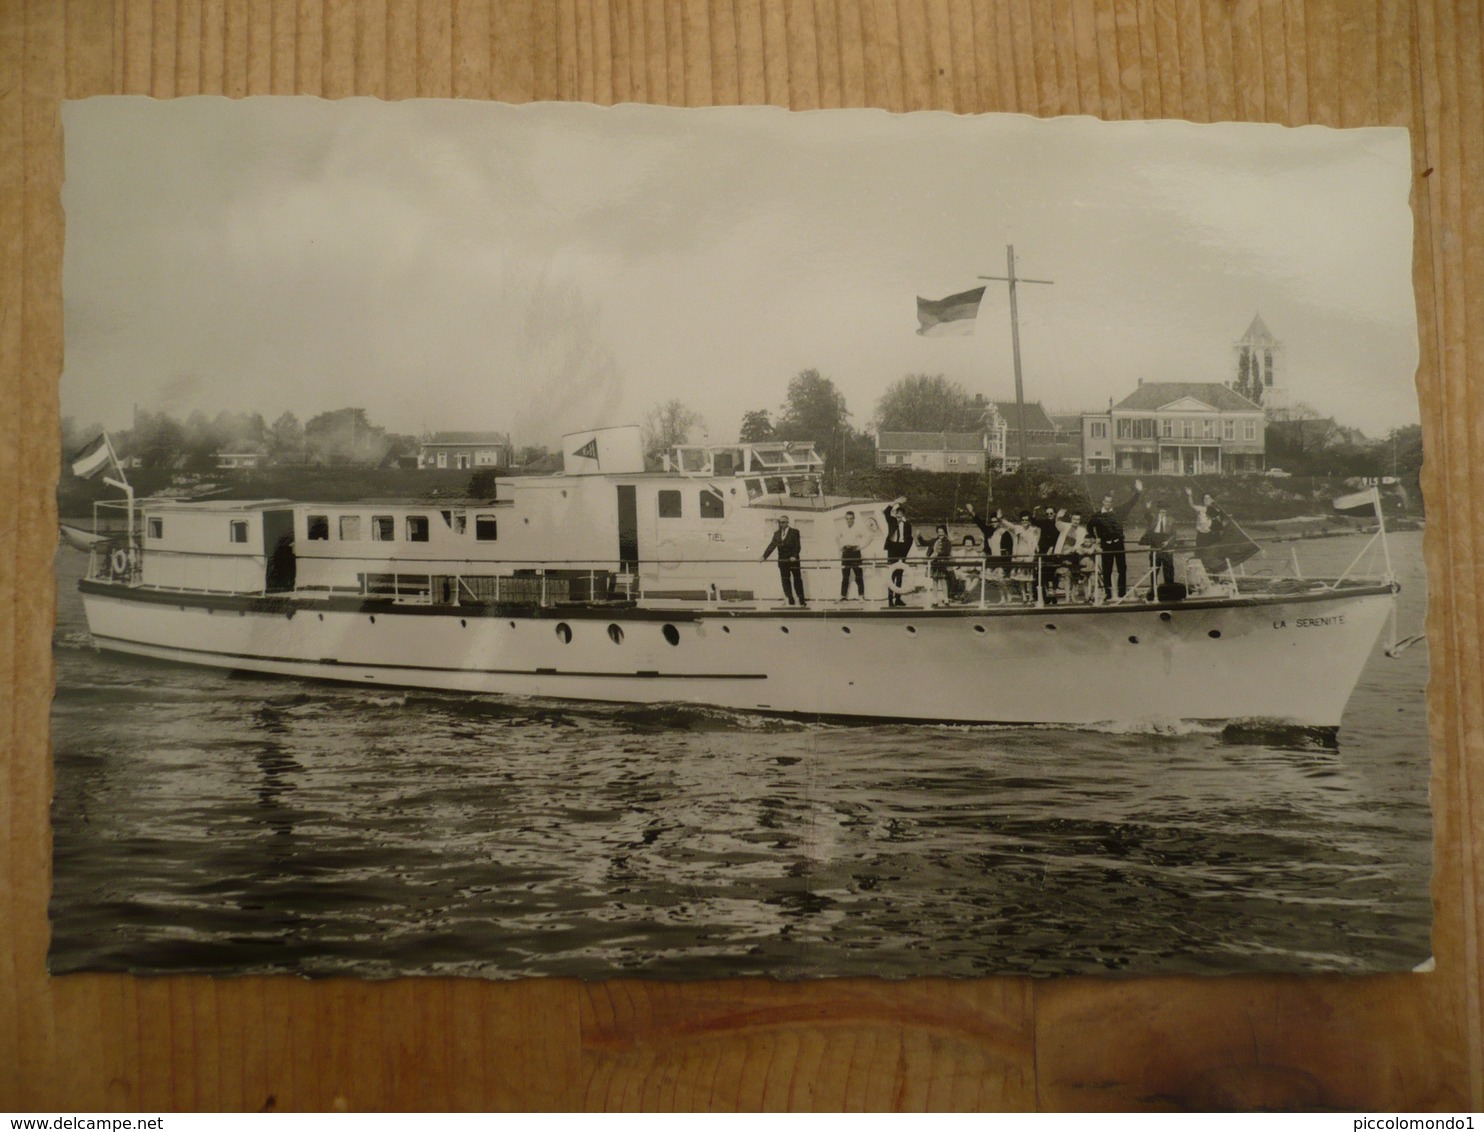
[52,98,1429,978]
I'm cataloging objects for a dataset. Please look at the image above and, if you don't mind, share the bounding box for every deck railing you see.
[86,539,1315,611]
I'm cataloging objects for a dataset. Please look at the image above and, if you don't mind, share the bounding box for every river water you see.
[48,531,1432,978]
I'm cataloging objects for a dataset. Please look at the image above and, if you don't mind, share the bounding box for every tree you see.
[641,399,705,461]
[1385,423,1423,479]
[738,409,775,443]
[305,407,386,465]
[776,369,851,468]
[268,411,306,463]
[1265,402,1340,471]
[874,374,984,432]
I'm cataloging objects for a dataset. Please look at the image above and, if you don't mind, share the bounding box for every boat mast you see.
[979,245,1052,478]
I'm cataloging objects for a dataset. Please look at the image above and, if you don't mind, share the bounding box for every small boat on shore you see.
[67,426,1400,737]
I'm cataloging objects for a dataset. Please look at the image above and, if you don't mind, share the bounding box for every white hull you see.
[80,583,1395,730]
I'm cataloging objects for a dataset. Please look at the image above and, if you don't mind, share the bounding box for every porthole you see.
[1044,623,1056,632]
[1208,629,1222,639]
[780,626,790,635]
[973,624,986,634]
[662,624,680,646]
[607,624,624,644]
[841,626,851,635]
[317,613,324,622]
[509,620,516,628]
[369,615,376,624]
[460,619,467,628]
[721,625,731,634]
[905,625,917,635]
[1128,635,1140,644]
[555,622,572,644]
[1159,611,1173,622]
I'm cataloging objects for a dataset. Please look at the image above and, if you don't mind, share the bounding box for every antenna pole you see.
[979,245,1053,493]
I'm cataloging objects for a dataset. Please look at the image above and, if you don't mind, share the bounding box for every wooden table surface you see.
[2,0,1479,1112]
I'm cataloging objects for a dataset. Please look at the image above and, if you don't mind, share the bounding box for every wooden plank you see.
[1149,0,1184,119]
[579,979,1035,1110]
[63,2,114,99]
[174,0,201,94]
[490,0,533,104]
[295,0,322,95]
[1036,976,1471,1110]
[320,0,354,98]
[384,0,417,99]
[0,0,30,1101]
[198,0,226,93]
[450,0,489,101]
[1230,0,1262,121]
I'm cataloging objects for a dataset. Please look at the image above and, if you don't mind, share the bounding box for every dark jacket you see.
[1033,515,1060,554]
[762,526,802,563]
[882,509,913,556]
[1086,489,1142,552]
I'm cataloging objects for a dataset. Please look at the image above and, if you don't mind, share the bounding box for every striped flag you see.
[1333,485,1382,518]
[70,433,116,480]
[916,287,986,336]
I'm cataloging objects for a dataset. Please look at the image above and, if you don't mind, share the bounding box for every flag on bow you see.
[916,287,986,336]
[1333,485,1382,519]
[70,433,117,480]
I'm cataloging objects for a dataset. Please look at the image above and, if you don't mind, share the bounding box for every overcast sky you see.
[61,97,1418,446]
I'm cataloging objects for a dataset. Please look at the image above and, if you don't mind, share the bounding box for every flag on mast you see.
[916,287,986,336]
[70,433,117,480]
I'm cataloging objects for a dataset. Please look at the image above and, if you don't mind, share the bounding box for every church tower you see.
[1233,313,1285,409]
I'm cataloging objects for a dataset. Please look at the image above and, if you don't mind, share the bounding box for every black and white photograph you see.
[52,97,1429,979]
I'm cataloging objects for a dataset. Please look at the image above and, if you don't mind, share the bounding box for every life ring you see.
[111,548,130,575]
[885,565,914,595]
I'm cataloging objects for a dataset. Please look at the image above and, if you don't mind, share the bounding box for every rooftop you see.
[1113,382,1263,413]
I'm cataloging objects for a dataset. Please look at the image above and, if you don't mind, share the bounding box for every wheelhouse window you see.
[372,515,395,541]
[406,515,430,542]
[658,490,682,519]
[307,514,330,540]
[147,517,163,539]
[229,520,248,544]
[339,515,361,541]
[745,478,763,500]
[700,489,725,519]
[474,515,498,541]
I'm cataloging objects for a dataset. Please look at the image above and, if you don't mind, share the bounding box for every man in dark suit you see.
[881,497,913,607]
[1086,479,1143,600]
[761,514,807,606]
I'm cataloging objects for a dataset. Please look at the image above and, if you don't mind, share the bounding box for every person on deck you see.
[1185,487,1230,574]
[916,524,956,605]
[882,498,913,607]
[761,514,807,607]
[1140,501,1178,591]
[1053,508,1097,603]
[1033,505,1061,603]
[835,509,875,600]
[1086,479,1144,600]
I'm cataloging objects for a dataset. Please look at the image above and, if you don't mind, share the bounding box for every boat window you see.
[658,490,682,519]
[229,520,248,544]
[700,488,724,519]
[745,478,763,500]
[307,514,330,540]
[339,515,361,541]
[147,517,163,540]
[371,515,395,541]
[474,515,497,541]
[764,477,786,495]
[406,515,430,542]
